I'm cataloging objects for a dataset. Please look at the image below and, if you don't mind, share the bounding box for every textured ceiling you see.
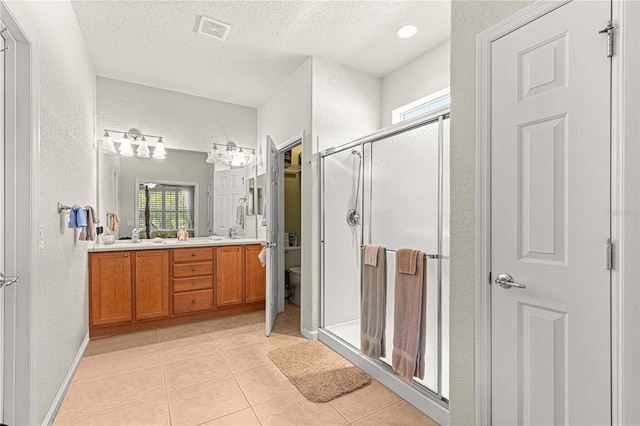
[71,1,450,107]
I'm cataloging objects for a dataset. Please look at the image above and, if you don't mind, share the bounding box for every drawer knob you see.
[192,299,196,304]
[192,267,196,271]
[124,254,128,258]
[137,253,142,257]
[192,281,196,286]
[192,253,196,257]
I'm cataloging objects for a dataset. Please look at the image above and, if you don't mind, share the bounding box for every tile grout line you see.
[217,340,264,425]
[158,328,175,426]
[52,392,169,423]
[352,400,405,425]
[330,394,401,425]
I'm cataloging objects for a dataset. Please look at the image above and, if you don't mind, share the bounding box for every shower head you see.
[351,149,361,158]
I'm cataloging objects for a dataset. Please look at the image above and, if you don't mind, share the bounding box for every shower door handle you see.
[262,242,276,249]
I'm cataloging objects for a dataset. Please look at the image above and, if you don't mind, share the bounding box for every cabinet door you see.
[245,244,266,304]
[90,252,133,326]
[215,246,243,308]
[135,250,170,321]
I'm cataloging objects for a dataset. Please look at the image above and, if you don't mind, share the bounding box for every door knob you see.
[495,273,526,289]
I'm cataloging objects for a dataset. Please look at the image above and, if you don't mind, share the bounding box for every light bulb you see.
[153,137,166,159]
[237,148,246,165]
[119,134,134,156]
[396,24,417,39]
[137,136,150,158]
[100,131,117,154]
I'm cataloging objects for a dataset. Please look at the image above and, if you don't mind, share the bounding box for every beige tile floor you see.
[54,302,438,426]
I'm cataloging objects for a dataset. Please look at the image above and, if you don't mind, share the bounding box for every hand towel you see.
[397,248,419,275]
[364,244,380,266]
[258,247,267,267]
[80,206,100,241]
[361,245,387,359]
[108,212,120,232]
[236,201,245,227]
[68,206,87,229]
[392,248,427,381]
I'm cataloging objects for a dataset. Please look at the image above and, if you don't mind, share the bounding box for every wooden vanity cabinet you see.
[215,246,244,308]
[89,251,133,327]
[89,244,266,338]
[134,250,170,321]
[245,244,266,303]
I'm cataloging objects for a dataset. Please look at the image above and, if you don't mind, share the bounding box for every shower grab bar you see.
[360,245,441,259]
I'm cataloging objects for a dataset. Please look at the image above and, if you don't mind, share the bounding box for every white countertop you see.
[88,237,264,252]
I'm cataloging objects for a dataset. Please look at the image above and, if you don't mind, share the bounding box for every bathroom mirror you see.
[98,147,257,239]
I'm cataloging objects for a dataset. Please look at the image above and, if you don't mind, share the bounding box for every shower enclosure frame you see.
[318,108,450,425]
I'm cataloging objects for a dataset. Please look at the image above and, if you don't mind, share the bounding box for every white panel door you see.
[491,1,611,424]
[0,22,5,424]
[265,136,279,336]
[214,168,245,236]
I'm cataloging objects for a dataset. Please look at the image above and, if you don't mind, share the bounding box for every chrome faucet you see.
[132,228,141,242]
[227,226,238,239]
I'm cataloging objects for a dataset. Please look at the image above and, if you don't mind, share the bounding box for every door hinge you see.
[488,271,492,285]
[599,20,615,58]
[606,238,613,271]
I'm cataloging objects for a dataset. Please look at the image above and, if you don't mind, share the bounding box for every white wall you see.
[257,58,313,174]
[308,57,382,331]
[97,77,257,154]
[16,1,97,423]
[256,57,313,265]
[449,2,532,424]
[381,40,450,127]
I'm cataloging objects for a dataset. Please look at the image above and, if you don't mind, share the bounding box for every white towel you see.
[236,201,244,226]
[258,247,267,267]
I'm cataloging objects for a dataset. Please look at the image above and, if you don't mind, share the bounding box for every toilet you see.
[287,266,301,305]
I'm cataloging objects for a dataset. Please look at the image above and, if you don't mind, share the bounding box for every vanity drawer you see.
[173,262,213,278]
[174,276,213,293]
[173,247,213,263]
[173,290,213,314]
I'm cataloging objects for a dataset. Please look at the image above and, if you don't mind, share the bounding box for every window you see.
[392,87,450,124]
[137,183,196,237]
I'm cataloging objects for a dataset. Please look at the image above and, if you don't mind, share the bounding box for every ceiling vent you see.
[196,15,231,41]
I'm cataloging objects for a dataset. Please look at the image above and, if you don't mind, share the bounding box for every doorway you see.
[478,1,614,423]
[281,143,302,312]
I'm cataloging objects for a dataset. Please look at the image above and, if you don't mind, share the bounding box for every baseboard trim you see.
[42,332,89,425]
[302,327,318,340]
[318,329,449,426]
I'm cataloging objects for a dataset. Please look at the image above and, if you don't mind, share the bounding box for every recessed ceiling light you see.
[396,24,417,39]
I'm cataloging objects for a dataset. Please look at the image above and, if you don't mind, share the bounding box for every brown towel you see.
[364,244,380,266]
[397,248,418,275]
[392,248,427,381]
[361,245,386,359]
[108,212,120,232]
[79,206,100,241]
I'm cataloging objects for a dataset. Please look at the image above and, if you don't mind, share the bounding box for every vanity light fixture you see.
[99,129,168,160]
[205,141,255,167]
[396,24,417,39]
